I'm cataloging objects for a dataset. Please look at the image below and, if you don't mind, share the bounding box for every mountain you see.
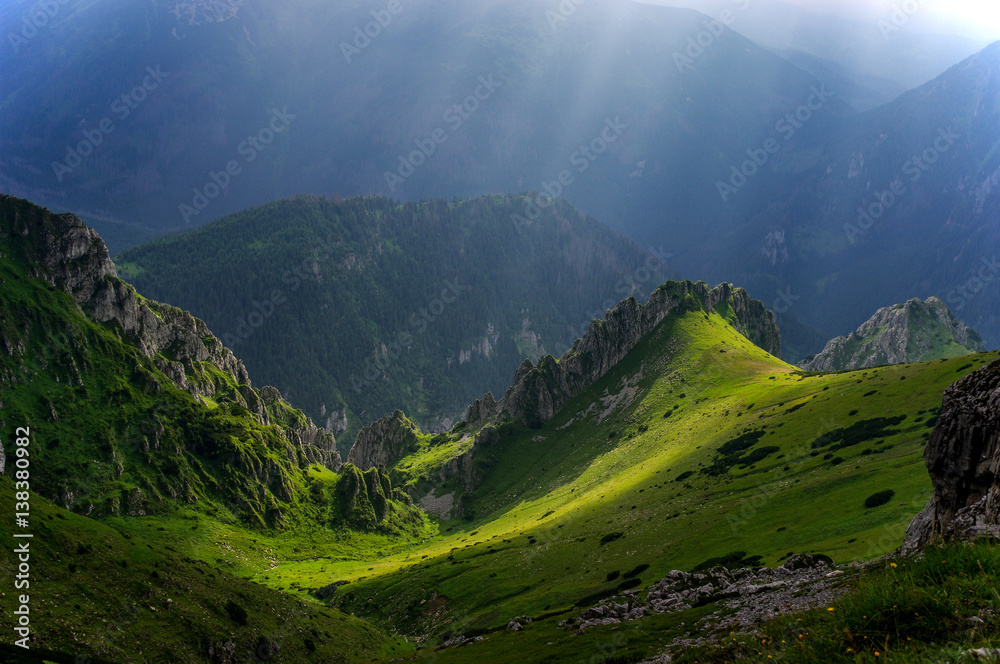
[800,297,985,371]
[3,195,998,662]
[11,0,1000,358]
[117,194,672,449]
[286,278,996,645]
[0,0,851,249]
[711,41,1000,357]
[0,195,424,660]
[640,0,986,109]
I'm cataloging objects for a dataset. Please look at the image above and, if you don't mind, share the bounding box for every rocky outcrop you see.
[464,392,499,424]
[0,195,341,471]
[560,554,846,638]
[903,358,1000,550]
[346,410,418,470]
[482,281,780,426]
[801,297,985,372]
[439,426,501,491]
[285,422,341,471]
[336,463,402,529]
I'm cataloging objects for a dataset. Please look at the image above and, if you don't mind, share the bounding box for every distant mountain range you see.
[2,0,999,356]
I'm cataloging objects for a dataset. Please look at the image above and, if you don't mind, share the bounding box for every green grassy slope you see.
[0,197,426,661]
[0,479,408,664]
[260,305,997,657]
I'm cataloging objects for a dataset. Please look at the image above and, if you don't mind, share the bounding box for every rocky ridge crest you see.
[801,297,984,372]
[0,194,340,470]
[469,280,780,426]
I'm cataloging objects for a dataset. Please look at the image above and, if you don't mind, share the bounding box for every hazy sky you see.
[790,0,1000,40]
[641,0,1000,42]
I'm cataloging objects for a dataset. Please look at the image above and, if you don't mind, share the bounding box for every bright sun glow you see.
[640,0,1000,42]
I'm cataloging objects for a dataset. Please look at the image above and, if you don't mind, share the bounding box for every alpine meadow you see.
[3,1,1000,663]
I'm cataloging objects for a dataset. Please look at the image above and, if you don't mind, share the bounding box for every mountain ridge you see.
[345,279,781,480]
[117,193,674,449]
[800,296,985,372]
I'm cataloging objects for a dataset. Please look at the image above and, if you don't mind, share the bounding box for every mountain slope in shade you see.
[708,41,1000,358]
[0,194,429,534]
[800,297,985,372]
[117,194,673,449]
[0,0,849,247]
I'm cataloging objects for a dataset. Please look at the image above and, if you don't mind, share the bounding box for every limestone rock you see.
[346,410,418,470]
[801,297,984,372]
[903,358,1000,551]
[493,281,780,426]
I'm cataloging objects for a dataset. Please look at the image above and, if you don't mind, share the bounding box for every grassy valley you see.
[235,296,997,658]
[1,196,998,662]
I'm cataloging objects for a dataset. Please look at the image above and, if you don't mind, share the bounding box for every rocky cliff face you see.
[801,297,985,372]
[473,281,780,426]
[903,358,1000,550]
[0,194,340,472]
[346,410,418,470]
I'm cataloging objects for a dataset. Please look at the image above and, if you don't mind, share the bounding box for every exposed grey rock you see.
[903,358,1000,551]
[506,615,533,631]
[492,281,779,426]
[801,297,985,372]
[439,426,500,492]
[564,554,845,638]
[0,194,341,473]
[440,634,485,648]
[464,392,499,425]
[966,648,1000,661]
[346,410,418,470]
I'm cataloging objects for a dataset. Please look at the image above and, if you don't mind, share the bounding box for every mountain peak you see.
[471,280,780,427]
[800,296,985,372]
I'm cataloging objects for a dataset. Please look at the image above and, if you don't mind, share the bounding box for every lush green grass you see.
[358,542,1000,664]
[254,304,996,646]
[0,479,411,664]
